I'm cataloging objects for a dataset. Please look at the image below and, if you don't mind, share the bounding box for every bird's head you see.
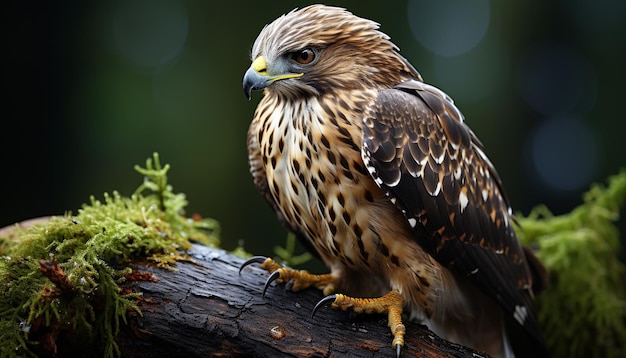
[243,4,421,100]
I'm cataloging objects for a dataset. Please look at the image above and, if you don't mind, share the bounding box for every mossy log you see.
[117,244,486,357]
[1,219,485,357]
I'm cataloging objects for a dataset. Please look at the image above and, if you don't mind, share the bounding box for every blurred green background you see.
[3,0,625,258]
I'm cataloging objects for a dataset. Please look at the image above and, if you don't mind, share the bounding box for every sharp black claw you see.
[311,294,337,318]
[396,344,401,358]
[238,256,268,275]
[263,270,281,297]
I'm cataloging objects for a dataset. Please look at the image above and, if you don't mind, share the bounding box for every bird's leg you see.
[239,256,337,296]
[313,290,406,354]
[241,257,406,355]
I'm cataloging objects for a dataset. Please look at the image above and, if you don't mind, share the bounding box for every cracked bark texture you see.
[118,244,487,357]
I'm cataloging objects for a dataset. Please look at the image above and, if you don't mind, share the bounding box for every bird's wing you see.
[361,79,544,345]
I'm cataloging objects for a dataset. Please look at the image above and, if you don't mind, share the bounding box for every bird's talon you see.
[263,270,281,297]
[396,343,402,358]
[238,256,270,275]
[312,294,337,318]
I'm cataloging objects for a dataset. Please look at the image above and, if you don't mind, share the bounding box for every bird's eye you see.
[291,48,316,65]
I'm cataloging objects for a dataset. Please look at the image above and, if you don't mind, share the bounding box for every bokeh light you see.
[430,34,508,102]
[528,116,598,192]
[517,44,596,117]
[518,43,599,192]
[407,0,490,57]
[113,0,188,68]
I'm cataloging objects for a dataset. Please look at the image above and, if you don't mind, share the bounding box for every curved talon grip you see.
[312,294,337,318]
[238,256,269,275]
[263,270,281,297]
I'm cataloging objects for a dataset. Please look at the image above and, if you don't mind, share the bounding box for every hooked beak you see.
[243,56,303,100]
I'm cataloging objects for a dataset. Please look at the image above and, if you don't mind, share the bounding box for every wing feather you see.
[361,79,545,345]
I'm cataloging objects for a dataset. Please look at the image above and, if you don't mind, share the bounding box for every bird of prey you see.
[240,5,548,358]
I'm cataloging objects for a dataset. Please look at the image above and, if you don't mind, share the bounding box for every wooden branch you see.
[118,244,488,357]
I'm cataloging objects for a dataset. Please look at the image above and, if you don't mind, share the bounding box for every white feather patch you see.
[513,305,528,325]
[434,153,445,164]
[453,166,462,180]
[433,181,442,196]
[459,191,469,212]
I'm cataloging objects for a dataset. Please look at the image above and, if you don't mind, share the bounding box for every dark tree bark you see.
[118,244,488,358]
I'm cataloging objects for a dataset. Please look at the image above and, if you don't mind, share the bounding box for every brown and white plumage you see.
[242,5,548,357]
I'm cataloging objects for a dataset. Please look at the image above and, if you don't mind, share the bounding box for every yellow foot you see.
[313,290,406,357]
[239,256,337,296]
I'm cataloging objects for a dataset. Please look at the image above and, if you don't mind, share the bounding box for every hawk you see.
[240,5,548,358]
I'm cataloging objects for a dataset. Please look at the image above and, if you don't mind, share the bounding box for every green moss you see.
[273,232,313,267]
[0,153,219,357]
[517,170,626,358]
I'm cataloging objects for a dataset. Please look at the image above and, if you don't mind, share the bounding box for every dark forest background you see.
[2,0,625,258]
